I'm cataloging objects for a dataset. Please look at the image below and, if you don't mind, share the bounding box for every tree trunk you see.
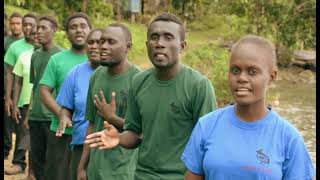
[81,0,89,13]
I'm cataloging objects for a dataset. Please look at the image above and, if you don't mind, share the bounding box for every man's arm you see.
[5,65,14,116]
[40,85,61,116]
[12,75,23,123]
[56,107,73,137]
[85,122,141,150]
[185,171,204,180]
[77,122,94,180]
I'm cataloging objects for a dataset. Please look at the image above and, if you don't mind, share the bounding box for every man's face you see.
[37,20,55,45]
[67,17,91,49]
[22,17,37,39]
[9,17,23,36]
[228,43,276,107]
[146,21,185,70]
[86,30,102,65]
[29,26,40,48]
[99,27,129,67]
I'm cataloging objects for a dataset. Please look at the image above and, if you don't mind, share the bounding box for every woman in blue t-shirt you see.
[181,35,315,180]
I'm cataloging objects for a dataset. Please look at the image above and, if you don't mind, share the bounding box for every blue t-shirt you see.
[181,105,315,180]
[56,62,95,146]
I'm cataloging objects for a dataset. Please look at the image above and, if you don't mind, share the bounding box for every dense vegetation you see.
[4,0,315,105]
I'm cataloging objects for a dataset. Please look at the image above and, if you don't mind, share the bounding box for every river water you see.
[269,80,316,170]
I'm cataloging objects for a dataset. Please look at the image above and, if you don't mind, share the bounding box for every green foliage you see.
[54,30,70,49]
[87,1,114,20]
[183,41,232,103]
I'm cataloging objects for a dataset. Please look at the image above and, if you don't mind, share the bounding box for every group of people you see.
[4,10,315,180]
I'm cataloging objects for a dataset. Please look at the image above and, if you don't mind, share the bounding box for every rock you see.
[293,50,316,61]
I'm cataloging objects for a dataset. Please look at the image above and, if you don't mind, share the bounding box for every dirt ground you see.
[4,134,29,180]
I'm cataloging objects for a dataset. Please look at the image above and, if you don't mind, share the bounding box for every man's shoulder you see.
[50,49,70,59]
[182,65,209,82]
[131,68,153,83]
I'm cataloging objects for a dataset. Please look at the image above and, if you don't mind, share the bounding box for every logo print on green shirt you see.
[170,102,180,114]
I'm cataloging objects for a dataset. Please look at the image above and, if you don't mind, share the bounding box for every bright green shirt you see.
[4,35,23,96]
[124,65,217,180]
[29,46,64,121]
[13,49,34,106]
[85,65,141,180]
[40,49,87,134]
[4,38,33,106]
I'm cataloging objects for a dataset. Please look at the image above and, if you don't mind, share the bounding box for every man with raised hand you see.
[39,12,91,180]
[86,13,217,180]
[78,23,140,180]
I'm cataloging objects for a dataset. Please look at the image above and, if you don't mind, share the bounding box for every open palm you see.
[85,122,120,149]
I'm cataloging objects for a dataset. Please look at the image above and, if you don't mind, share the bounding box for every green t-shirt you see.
[4,35,23,97]
[124,65,217,180]
[4,37,32,97]
[29,46,64,121]
[85,65,141,180]
[13,49,34,106]
[40,49,88,134]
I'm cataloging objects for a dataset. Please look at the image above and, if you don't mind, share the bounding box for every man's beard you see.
[100,59,120,67]
[72,43,86,50]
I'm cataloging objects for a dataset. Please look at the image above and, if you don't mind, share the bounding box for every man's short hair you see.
[38,15,58,29]
[107,23,132,43]
[9,12,23,21]
[86,28,103,41]
[231,35,278,71]
[149,13,185,41]
[65,12,92,32]
[23,13,37,23]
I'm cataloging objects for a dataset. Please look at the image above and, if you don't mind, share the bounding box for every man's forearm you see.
[59,107,73,122]
[5,65,14,100]
[109,115,124,130]
[119,130,141,149]
[78,123,94,170]
[12,75,23,107]
[40,85,61,116]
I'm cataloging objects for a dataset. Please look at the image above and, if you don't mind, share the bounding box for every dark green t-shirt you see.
[29,46,64,121]
[86,65,141,180]
[124,65,217,180]
[40,49,88,134]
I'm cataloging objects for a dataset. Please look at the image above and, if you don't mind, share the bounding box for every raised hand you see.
[56,116,73,137]
[85,121,120,150]
[94,91,117,123]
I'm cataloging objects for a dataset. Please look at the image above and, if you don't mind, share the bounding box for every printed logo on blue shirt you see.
[256,149,270,164]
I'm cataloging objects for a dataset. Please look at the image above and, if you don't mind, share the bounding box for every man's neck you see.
[156,63,182,81]
[107,59,131,75]
[71,46,87,54]
[12,33,23,39]
[42,41,55,51]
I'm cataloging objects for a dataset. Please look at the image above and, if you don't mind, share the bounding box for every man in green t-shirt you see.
[4,12,24,161]
[78,23,140,180]
[20,15,63,180]
[4,13,37,175]
[39,12,91,180]
[86,13,218,180]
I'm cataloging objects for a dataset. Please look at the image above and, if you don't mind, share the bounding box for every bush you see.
[183,41,232,105]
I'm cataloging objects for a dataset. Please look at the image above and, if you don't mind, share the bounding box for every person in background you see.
[39,12,91,180]
[181,35,316,180]
[4,13,37,176]
[55,28,102,180]
[24,15,64,180]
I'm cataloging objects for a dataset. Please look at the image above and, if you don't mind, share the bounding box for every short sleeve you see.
[13,55,23,77]
[85,74,95,123]
[192,78,217,124]
[56,68,76,110]
[29,53,36,84]
[4,44,17,67]
[123,85,142,134]
[282,135,316,180]
[181,120,205,175]
[39,56,56,88]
